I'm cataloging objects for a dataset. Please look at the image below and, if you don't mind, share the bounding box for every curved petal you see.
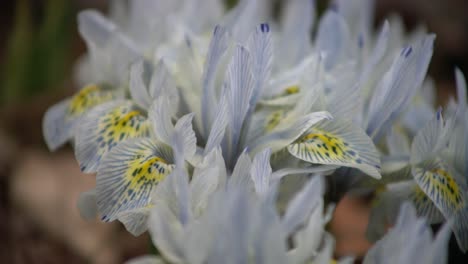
[96,138,174,222]
[251,111,332,155]
[288,119,381,178]
[117,206,151,236]
[43,84,118,151]
[75,100,151,173]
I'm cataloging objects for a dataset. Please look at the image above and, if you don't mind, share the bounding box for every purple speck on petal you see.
[213,25,220,34]
[402,46,413,58]
[260,23,270,33]
[436,107,442,120]
[358,34,364,49]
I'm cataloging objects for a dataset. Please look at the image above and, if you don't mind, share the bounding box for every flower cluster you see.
[43,0,467,262]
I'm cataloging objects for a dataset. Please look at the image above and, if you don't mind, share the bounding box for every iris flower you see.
[42,0,468,259]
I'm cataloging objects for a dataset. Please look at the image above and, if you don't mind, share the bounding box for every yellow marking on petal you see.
[299,130,351,161]
[289,125,382,177]
[96,107,150,156]
[330,259,338,264]
[120,151,173,208]
[283,85,300,95]
[67,84,116,118]
[126,155,173,190]
[417,167,464,212]
[411,185,431,208]
[411,185,433,211]
[265,110,284,132]
[102,149,174,221]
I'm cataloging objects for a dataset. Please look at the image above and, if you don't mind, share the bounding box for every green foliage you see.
[1,0,73,104]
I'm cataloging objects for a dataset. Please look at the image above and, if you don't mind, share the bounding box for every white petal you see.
[129,61,152,110]
[74,100,151,173]
[251,111,332,155]
[315,10,351,70]
[366,34,435,139]
[222,0,264,43]
[149,97,175,145]
[246,23,273,109]
[250,148,272,196]
[358,20,389,90]
[311,232,335,264]
[174,113,197,162]
[282,176,324,236]
[427,220,454,262]
[410,109,452,164]
[204,94,228,154]
[386,126,411,156]
[272,165,339,181]
[201,25,229,136]
[42,98,73,151]
[229,149,253,188]
[78,10,140,84]
[96,138,174,222]
[149,60,178,101]
[288,119,381,178]
[148,204,185,263]
[78,10,117,49]
[453,206,468,252]
[191,148,226,217]
[117,206,150,236]
[224,45,255,160]
[278,0,315,68]
[288,198,325,263]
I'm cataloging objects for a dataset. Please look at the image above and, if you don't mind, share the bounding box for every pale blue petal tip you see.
[436,107,442,120]
[402,46,413,58]
[358,34,364,49]
[260,23,270,33]
[243,146,250,153]
[213,25,221,34]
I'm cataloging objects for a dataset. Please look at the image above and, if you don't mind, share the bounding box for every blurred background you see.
[0,0,467,263]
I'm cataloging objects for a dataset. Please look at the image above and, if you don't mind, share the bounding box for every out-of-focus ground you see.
[0,0,467,263]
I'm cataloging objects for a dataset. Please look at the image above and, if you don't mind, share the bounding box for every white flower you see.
[41,0,468,259]
[128,146,338,264]
[364,202,452,264]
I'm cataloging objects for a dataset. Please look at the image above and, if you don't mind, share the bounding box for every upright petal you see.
[204,94,228,154]
[366,35,435,139]
[201,25,229,136]
[282,175,324,236]
[191,148,226,217]
[315,10,351,70]
[278,0,315,68]
[246,23,273,111]
[410,109,452,165]
[149,97,176,145]
[129,61,152,110]
[250,149,273,197]
[229,149,253,188]
[224,45,255,161]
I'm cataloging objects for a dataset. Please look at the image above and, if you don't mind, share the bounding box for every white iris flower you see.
[42,0,468,260]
